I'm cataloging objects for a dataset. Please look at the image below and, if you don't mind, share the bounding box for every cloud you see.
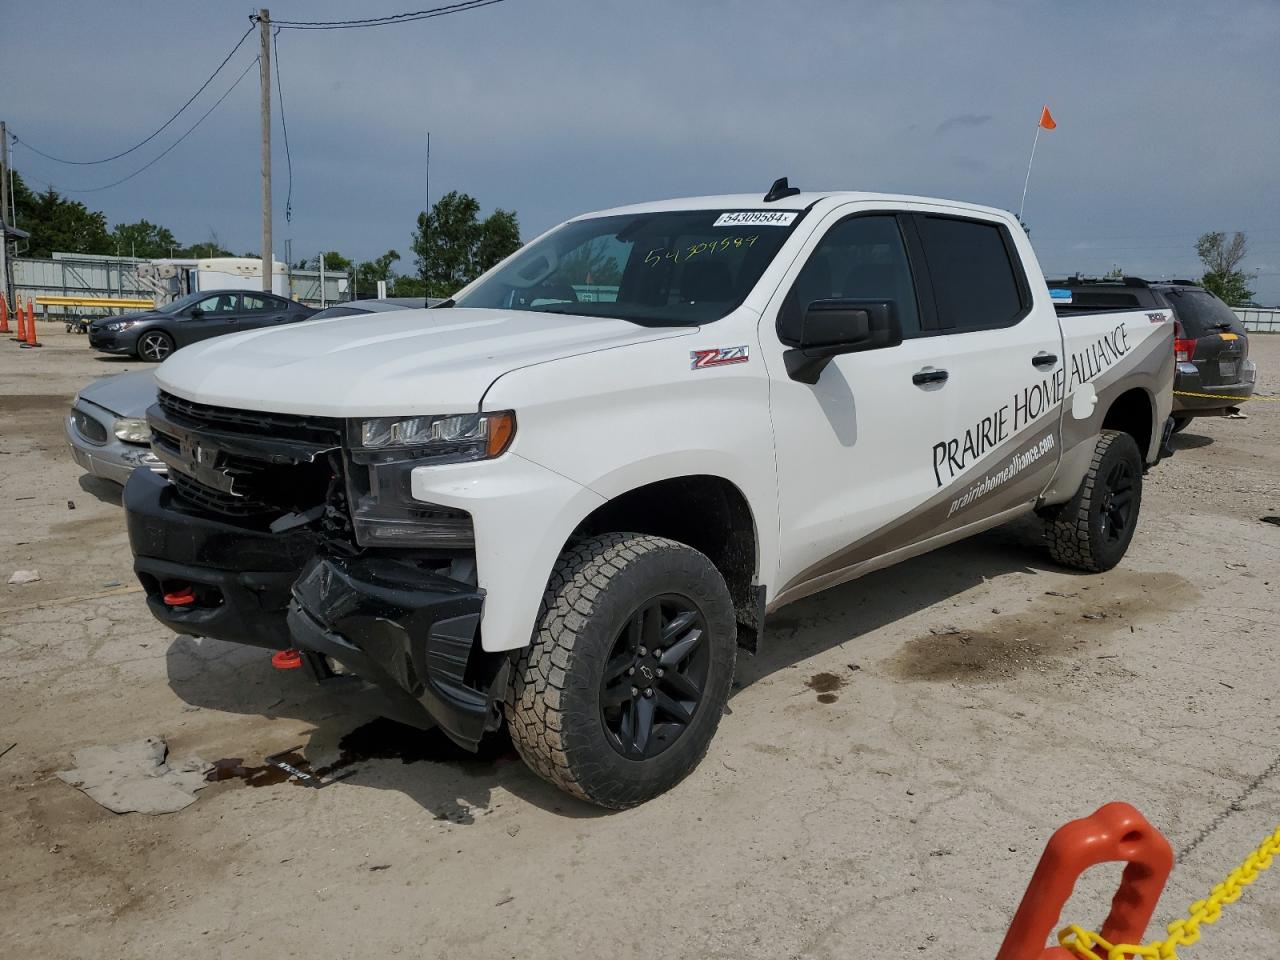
[936,114,993,135]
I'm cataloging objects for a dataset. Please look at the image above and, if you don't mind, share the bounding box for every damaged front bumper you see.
[125,468,507,750]
[288,556,505,750]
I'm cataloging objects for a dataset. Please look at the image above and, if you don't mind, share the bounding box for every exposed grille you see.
[157,391,343,445]
[154,391,341,519]
[169,469,277,517]
[72,408,109,445]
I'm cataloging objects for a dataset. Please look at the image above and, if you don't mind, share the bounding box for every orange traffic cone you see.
[13,298,26,342]
[0,295,9,335]
[23,301,40,347]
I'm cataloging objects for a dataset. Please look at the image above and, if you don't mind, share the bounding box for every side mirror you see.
[784,299,902,384]
[188,307,204,318]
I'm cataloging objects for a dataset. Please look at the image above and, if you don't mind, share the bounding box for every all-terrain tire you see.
[1043,429,1144,573]
[505,533,737,809]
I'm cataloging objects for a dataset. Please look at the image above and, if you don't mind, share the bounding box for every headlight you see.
[106,320,138,332]
[113,418,151,444]
[352,411,515,463]
[345,411,515,549]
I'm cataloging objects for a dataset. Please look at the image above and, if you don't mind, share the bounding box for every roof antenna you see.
[763,176,800,203]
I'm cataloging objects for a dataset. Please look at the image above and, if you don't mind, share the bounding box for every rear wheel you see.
[506,533,737,809]
[137,330,175,362]
[1170,416,1192,434]
[1044,430,1143,573]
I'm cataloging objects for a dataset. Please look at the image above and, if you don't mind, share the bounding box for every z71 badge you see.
[691,346,749,369]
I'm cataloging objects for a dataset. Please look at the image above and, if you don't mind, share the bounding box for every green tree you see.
[1196,231,1256,306]
[411,191,521,298]
[354,249,401,297]
[1104,266,1124,280]
[110,220,180,259]
[2,168,111,258]
[321,250,352,272]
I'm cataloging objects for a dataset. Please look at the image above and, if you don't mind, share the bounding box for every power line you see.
[11,23,256,166]
[22,57,259,195]
[270,0,506,30]
[272,28,293,223]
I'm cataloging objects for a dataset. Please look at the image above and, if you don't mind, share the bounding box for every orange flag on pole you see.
[1039,105,1057,130]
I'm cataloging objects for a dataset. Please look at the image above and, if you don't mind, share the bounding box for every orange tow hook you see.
[271,649,304,670]
[162,586,196,607]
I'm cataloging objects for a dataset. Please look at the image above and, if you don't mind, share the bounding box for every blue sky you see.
[5,0,1279,302]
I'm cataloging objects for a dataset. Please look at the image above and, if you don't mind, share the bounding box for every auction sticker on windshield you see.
[713,211,798,227]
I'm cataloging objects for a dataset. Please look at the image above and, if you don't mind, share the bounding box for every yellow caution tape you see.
[1059,822,1280,960]
[1174,390,1274,402]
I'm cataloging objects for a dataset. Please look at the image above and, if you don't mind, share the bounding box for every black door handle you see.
[912,368,949,385]
[1032,352,1058,368]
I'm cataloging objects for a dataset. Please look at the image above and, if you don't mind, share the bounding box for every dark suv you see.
[1047,277,1255,431]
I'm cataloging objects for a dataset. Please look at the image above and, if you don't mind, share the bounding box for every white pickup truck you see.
[125,181,1175,808]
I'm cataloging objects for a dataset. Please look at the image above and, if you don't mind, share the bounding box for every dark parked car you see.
[87,290,317,362]
[1048,277,1256,431]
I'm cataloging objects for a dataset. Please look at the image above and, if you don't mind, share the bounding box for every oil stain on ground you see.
[887,569,1197,684]
[208,719,517,792]
[806,671,847,703]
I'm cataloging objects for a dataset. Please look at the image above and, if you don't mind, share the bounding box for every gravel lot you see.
[2,323,1278,959]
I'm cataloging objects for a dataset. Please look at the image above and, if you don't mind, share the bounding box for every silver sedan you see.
[66,370,165,485]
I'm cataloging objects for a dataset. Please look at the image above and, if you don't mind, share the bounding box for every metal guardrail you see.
[1234,308,1280,334]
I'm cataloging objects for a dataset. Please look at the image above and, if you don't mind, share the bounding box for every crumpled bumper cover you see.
[125,467,505,750]
[288,555,501,750]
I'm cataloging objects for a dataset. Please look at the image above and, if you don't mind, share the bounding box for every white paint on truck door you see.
[759,207,954,594]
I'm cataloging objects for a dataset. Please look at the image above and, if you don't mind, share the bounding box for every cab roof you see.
[573,191,1018,223]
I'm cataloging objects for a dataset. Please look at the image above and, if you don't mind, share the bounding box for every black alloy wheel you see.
[599,594,709,760]
[1098,459,1135,544]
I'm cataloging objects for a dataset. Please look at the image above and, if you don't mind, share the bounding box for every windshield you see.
[155,291,208,315]
[452,209,805,326]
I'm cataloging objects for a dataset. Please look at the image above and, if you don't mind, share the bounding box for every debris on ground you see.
[1045,590,1079,598]
[55,737,212,814]
[66,500,75,510]
[0,743,15,762]
[1261,516,1280,527]
[7,570,40,585]
[929,625,961,635]
[1082,612,1107,620]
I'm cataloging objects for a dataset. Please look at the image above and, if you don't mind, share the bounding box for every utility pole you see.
[1,121,10,308]
[259,9,272,292]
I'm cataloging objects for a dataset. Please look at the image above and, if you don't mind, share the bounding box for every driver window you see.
[193,294,238,315]
[780,215,921,343]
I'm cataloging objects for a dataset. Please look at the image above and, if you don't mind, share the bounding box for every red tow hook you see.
[162,586,197,607]
[271,648,304,670]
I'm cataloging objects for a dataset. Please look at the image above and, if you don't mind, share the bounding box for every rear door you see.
[1160,287,1249,387]
[239,292,290,330]
[903,210,1064,529]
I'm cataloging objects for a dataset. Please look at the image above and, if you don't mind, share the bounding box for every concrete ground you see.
[2,322,1278,959]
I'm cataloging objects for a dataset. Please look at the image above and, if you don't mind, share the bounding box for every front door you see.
[761,207,958,601]
[179,292,241,344]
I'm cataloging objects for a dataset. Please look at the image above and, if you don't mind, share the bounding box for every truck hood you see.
[155,307,693,416]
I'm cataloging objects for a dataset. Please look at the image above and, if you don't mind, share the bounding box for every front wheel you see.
[136,330,175,362]
[506,533,737,809]
[1043,430,1144,572]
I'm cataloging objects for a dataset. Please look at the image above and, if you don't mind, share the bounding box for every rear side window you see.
[1160,288,1244,338]
[917,216,1028,331]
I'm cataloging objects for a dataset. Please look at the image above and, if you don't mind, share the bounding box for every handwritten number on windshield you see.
[644,234,757,267]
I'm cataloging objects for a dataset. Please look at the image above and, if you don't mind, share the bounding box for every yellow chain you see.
[1058,822,1280,960]
[1173,390,1274,402]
